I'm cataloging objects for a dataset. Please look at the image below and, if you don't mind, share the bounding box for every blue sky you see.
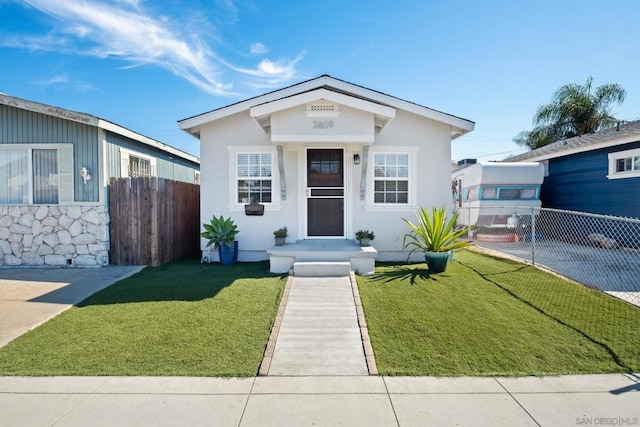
[2,0,639,161]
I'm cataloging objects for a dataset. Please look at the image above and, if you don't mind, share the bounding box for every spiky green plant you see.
[201,215,239,249]
[402,206,469,256]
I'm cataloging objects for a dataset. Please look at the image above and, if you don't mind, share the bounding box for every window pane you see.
[129,156,152,177]
[520,188,537,199]
[238,179,271,203]
[33,149,59,204]
[237,165,249,177]
[0,149,29,204]
[482,187,497,199]
[634,156,640,171]
[499,188,521,200]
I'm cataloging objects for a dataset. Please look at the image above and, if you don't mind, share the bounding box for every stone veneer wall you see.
[0,205,109,267]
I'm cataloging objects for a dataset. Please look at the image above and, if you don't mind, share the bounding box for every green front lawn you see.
[358,249,640,376]
[0,260,286,376]
[1,250,638,377]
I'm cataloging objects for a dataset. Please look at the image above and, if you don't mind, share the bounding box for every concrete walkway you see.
[265,275,369,376]
[0,266,145,348]
[0,374,638,426]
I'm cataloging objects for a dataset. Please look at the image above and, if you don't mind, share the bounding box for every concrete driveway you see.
[0,266,144,348]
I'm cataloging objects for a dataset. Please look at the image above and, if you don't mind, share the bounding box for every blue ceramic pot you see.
[424,250,452,273]
[219,241,238,265]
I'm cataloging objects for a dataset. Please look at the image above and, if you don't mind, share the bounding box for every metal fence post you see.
[531,207,536,266]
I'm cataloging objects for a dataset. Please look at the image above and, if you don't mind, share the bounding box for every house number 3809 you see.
[312,120,334,129]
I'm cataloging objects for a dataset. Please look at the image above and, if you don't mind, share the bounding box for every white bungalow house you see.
[179,75,474,274]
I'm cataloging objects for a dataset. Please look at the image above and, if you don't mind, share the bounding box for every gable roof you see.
[0,93,199,165]
[506,120,640,162]
[178,75,475,139]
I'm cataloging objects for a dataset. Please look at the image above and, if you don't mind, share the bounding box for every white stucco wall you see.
[199,104,455,262]
[350,110,453,261]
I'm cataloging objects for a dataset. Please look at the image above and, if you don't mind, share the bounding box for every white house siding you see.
[199,107,455,262]
[350,110,453,261]
[0,204,109,267]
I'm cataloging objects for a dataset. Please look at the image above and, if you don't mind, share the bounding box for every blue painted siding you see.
[104,132,199,183]
[541,140,640,218]
[0,104,100,202]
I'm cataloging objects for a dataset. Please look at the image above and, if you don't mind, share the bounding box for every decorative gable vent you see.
[310,104,335,111]
[305,102,340,117]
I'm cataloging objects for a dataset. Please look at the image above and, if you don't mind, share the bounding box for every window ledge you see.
[229,204,282,212]
[364,205,416,212]
[607,173,640,180]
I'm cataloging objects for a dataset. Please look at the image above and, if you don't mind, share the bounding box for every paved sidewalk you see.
[0,266,145,348]
[266,276,368,376]
[0,374,638,426]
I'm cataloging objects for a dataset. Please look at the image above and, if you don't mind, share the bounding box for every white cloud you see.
[226,54,304,80]
[33,73,99,92]
[8,0,303,96]
[250,42,268,55]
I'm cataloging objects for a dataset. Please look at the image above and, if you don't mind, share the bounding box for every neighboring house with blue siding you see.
[0,94,200,267]
[506,120,640,219]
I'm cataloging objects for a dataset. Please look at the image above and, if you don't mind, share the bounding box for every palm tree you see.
[514,77,626,150]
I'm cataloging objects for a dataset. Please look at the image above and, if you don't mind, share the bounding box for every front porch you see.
[267,239,377,276]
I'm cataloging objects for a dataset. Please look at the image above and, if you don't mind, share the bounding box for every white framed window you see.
[0,144,73,205]
[194,171,200,185]
[608,148,640,179]
[120,148,156,178]
[235,152,273,204]
[373,153,410,204]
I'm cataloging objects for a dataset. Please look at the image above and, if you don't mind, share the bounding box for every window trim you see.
[227,147,280,210]
[367,147,417,210]
[119,148,157,178]
[0,143,73,205]
[608,148,640,180]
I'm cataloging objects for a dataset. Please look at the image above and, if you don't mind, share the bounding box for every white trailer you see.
[452,162,545,227]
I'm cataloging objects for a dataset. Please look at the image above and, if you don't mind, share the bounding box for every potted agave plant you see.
[201,215,240,265]
[402,206,469,273]
[273,226,287,246]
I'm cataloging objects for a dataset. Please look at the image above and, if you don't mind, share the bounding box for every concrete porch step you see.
[293,262,351,277]
[268,240,377,275]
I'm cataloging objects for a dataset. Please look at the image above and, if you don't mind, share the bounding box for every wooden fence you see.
[109,177,200,266]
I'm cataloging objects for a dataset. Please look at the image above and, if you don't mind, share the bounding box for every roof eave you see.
[178,75,474,134]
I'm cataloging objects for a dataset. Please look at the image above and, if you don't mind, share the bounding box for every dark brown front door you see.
[306,149,344,237]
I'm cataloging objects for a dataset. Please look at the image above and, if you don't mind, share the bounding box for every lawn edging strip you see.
[350,271,378,375]
[259,273,293,376]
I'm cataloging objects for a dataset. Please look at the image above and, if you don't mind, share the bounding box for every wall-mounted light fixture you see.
[80,167,91,184]
[353,154,360,165]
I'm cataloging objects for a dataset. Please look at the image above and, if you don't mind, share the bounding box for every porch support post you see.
[277,145,286,200]
[360,145,369,200]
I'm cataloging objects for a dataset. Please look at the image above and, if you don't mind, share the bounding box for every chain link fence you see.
[456,206,640,308]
